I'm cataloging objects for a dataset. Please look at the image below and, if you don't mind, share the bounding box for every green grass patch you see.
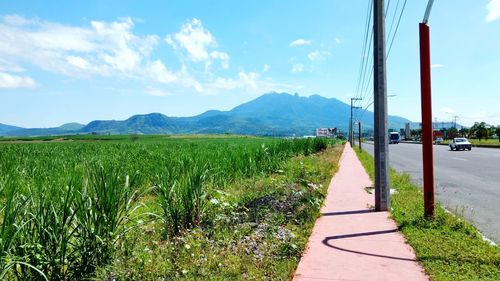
[354,148,500,281]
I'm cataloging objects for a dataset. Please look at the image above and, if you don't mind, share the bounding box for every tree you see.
[459,127,468,137]
[488,125,495,139]
[495,126,500,142]
[448,127,458,139]
[470,122,489,141]
[441,128,448,139]
[411,129,422,140]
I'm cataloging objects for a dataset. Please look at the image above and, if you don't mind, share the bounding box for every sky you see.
[0,0,499,128]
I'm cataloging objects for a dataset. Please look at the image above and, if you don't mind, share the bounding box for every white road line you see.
[452,157,467,161]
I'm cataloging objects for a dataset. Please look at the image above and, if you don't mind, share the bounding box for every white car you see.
[449,137,472,151]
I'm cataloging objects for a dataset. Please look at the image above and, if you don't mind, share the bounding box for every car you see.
[434,137,443,145]
[449,137,472,151]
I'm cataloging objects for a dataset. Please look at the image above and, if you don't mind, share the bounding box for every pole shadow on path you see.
[321,209,374,216]
[322,229,419,262]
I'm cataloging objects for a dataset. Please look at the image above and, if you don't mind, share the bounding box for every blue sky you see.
[0,0,499,128]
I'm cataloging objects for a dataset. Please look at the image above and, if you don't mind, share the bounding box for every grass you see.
[354,147,500,281]
[0,135,343,280]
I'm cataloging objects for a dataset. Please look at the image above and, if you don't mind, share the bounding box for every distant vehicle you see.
[449,137,472,151]
[434,137,443,145]
[389,132,400,144]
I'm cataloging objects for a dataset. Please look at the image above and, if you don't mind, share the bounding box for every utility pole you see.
[350,98,362,145]
[373,0,389,211]
[358,122,362,151]
[419,0,435,218]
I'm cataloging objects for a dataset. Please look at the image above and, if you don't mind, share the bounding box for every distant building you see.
[415,122,462,130]
[404,123,411,139]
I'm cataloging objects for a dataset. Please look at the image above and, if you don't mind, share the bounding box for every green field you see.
[0,135,343,280]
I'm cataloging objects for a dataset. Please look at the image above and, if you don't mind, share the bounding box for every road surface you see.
[362,142,500,244]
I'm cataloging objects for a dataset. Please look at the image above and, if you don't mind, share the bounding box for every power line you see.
[387,0,408,58]
[355,0,374,99]
[356,0,409,120]
[386,0,401,45]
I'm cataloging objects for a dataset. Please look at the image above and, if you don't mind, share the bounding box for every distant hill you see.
[1,92,412,137]
[0,123,23,135]
[1,123,85,137]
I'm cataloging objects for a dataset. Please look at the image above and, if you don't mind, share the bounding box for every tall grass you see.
[156,164,208,236]
[73,164,140,276]
[0,136,331,279]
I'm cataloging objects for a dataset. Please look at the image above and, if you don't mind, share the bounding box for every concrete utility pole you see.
[358,122,362,151]
[420,0,435,218]
[373,0,389,211]
[350,98,362,146]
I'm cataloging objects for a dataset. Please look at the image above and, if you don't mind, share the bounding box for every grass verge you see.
[354,147,500,281]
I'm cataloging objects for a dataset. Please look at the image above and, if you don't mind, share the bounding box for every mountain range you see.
[0,92,411,137]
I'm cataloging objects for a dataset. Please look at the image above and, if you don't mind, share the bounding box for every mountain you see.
[1,123,85,137]
[1,93,412,136]
[0,123,23,135]
[58,122,85,131]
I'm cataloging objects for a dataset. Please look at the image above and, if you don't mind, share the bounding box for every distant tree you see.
[495,126,500,142]
[411,129,422,139]
[470,122,489,141]
[447,127,458,139]
[487,125,495,139]
[459,127,468,137]
[440,128,447,139]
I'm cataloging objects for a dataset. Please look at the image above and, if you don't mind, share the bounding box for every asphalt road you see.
[362,142,500,244]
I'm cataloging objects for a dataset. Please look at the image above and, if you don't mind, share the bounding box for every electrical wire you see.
[355,0,408,124]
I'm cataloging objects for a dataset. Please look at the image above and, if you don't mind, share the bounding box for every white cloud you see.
[440,107,455,114]
[206,71,300,96]
[0,15,159,78]
[207,72,259,91]
[291,64,304,73]
[168,18,215,61]
[0,71,35,88]
[0,57,25,73]
[148,60,178,84]
[209,51,230,69]
[173,64,204,92]
[290,39,311,47]
[238,71,259,90]
[0,15,301,97]
[145,86,170,97]
[66,56,90,69]
[486,0,500,22]
[308,50,330,62]
[0,15,219,94]
[335,37,342,44]
[431,64,444,68]
[165,18,229,69]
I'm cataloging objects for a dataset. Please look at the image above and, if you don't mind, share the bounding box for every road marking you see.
[452,157,467,161]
